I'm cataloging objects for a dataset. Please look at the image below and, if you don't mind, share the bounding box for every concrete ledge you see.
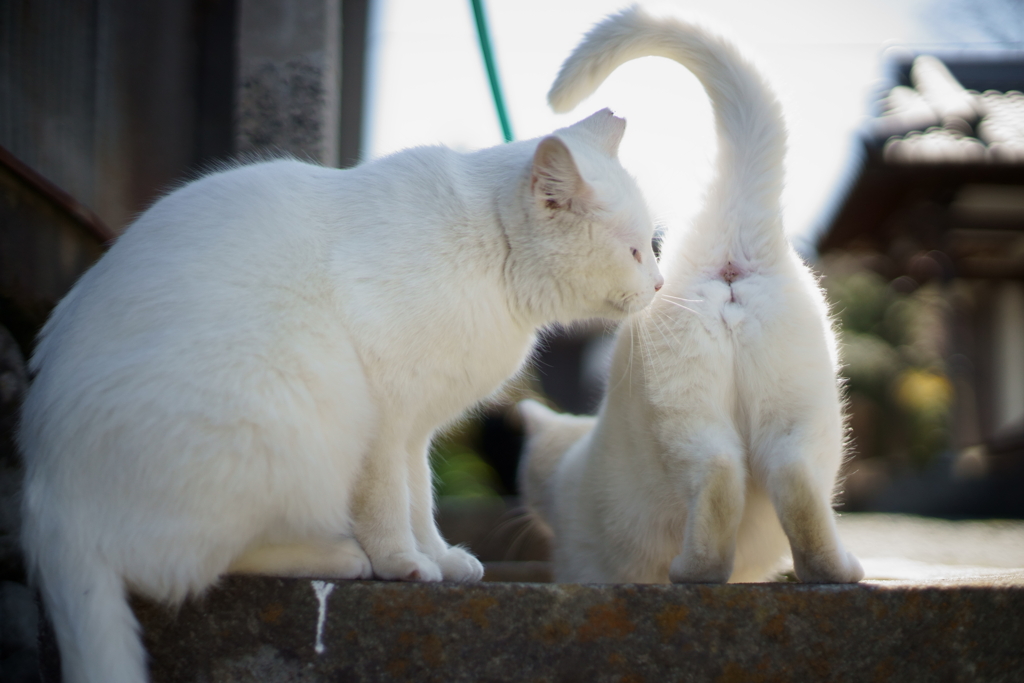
[123,575,1024,682]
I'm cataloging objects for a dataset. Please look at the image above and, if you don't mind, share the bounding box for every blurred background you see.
[364,0,1024,520]
[1,4,1024,670]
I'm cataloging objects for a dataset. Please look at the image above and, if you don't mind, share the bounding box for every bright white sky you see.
[363,0,1003,252]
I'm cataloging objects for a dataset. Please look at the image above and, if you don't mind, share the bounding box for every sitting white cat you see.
[519,7,863,585]
[19,108,663,683]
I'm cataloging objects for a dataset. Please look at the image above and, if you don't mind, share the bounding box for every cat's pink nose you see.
[654,278,664,292]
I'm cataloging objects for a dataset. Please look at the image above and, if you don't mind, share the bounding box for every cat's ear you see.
[531,136,592,213]
[577,108,626,157]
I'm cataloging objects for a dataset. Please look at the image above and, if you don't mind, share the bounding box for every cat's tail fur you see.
[517,400,596,534]
[548,5,788,263]
[27,536,147,683]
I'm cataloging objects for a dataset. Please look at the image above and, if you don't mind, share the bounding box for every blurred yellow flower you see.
[895,369,952,414]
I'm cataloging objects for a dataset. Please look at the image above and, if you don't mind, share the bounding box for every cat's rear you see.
[523,7,863,585]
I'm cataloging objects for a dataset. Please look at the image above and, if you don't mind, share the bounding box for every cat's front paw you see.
[324,537,374,579]
[371,551,443,582]
[436,546,484,582]
[794,550,864,584]
[668,553,732,584]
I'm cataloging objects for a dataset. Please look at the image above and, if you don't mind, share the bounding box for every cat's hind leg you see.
[407,439,484,582]
[756,432,863,583]
[228,537,373,579]
[668,427,746,584]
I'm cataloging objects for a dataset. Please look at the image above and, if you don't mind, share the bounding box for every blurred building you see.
[818,52,1024,516]
[1,0,369,348]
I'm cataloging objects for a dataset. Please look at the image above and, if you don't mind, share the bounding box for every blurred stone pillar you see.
[236,0,341,166]
[993,281,1024,433]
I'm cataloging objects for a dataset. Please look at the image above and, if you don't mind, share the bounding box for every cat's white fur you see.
[519,7,863,585]
[19,109,663,683]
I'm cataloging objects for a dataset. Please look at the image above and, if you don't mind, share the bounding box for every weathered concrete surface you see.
[126,576,1024,683]
[35,513,1024,681]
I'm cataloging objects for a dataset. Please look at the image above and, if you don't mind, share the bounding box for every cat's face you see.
[527,110,663,321]
[582,180,663,318]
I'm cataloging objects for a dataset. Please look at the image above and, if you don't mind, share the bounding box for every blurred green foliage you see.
[820,255,953,469]
[430,420,502,499]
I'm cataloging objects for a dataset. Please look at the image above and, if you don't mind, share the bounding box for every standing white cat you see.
[519,7,863,585]
[19,108,663,683]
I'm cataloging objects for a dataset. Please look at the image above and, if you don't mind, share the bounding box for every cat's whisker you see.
[605,321,634,396]
[636,321,652,384]
[651,315,677,373]
[476,505,537,562]
[662,298,699,315]
[638,321,655,374]
[622,319,641,396]
[637,317,658,384]
[645,315,677,369]
[638,319,665,379]
[660,294,703,304]
[504,511,544,560]
[653,310,687,349]
[478,506,533,548]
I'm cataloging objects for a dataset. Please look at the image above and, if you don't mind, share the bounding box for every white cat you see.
[519,7,864,586]
[19,108,663,683]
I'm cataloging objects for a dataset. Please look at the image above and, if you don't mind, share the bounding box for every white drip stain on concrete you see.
[311,580,336,654]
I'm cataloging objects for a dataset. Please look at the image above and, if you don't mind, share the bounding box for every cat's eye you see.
[631,247,642,264]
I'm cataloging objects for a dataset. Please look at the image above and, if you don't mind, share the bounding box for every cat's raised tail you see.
[548,5,788,262]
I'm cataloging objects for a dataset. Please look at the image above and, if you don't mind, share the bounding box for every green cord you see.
[469,0,514,143]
